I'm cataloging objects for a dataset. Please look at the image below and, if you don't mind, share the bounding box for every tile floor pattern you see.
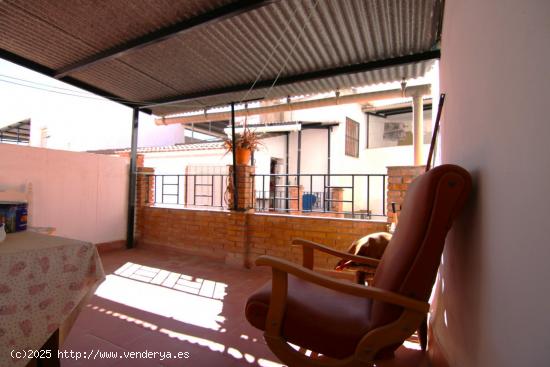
[61,249,428,367]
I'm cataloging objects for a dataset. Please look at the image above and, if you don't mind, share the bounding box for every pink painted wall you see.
[436,1,550,366]
[0,143,128,244]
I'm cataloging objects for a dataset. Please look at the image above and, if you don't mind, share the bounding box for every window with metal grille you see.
[345,117,359,157]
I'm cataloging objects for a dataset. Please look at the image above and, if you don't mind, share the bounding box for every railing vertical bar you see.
[193,175,197,205]
[367,175,370,217]
[153,176,157,204]
[262,175,266,211]
[211,175,214,207]
[323,175,327,212]
[250,176,256,208]
[176,175,180,204]
[309,175,313,212]
[351,175,355,217]
[184,175,188,206]
[297,174,301,212]
[161,175,164,203]
[219,175,223,208]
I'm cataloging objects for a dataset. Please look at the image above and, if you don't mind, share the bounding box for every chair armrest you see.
[292,238,380,269]
[256,255,428,313]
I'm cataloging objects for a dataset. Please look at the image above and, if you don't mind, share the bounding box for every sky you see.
[0,59,187,151]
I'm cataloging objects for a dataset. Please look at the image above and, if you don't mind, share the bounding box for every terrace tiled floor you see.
[61,249,428,367]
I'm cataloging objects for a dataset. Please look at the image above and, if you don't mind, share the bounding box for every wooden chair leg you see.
[418,316,428,351]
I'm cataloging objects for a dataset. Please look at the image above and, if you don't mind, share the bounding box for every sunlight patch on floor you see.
[113,262,227,299]
[95,270,225,331]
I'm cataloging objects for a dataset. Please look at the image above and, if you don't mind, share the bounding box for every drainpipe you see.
[327,126,331,186]
[296,130,302,210]
[327,126,331,212]
[285,132,289,210]
[297,130,302,177]
[412,94,424,165]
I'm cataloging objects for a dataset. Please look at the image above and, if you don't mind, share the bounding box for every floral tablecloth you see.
[0,231,105,365]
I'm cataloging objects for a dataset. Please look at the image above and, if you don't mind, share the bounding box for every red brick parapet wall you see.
[386,165,425,224]
[136,206,388,269]
[246,214,387,268]
[131,164,435,269]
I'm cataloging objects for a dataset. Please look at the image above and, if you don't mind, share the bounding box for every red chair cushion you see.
[246,274,371,359]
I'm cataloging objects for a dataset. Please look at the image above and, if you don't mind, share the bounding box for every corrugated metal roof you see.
[0,0,442,115]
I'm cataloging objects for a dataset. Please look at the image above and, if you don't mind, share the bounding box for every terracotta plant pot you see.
[235,147,251,165]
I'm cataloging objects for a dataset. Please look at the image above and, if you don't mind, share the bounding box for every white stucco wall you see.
[0,143,128,244]
[436,1,550,366]
[284,103,429,213]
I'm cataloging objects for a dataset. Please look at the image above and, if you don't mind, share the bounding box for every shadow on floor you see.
[62,248,428,367]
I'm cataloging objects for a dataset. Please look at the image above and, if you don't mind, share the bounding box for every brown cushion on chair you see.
[246,274,371,359]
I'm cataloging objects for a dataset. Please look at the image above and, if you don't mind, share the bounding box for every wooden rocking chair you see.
[245,164,472,366]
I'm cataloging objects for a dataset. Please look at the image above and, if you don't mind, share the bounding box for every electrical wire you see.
[263,0,321,101]
[0,73,204,108]
[0,76,149,105]
[0,77,132,102]
[237,1,303,105]
[0,73,98,95]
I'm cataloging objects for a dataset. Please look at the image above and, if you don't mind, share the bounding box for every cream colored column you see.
[412,95,424,165]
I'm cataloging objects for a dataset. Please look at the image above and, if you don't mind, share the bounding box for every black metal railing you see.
[144,173,387,219]
[150,174,229,208]
[252,174,387,219]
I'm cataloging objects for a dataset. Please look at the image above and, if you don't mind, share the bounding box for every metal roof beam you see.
[54,0,278,79]
[143,50,441,110]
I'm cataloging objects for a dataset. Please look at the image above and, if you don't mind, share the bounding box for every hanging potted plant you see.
[223,127,262,165]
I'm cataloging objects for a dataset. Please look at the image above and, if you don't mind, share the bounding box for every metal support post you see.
[126,108,139,248]
[231,102,239,210]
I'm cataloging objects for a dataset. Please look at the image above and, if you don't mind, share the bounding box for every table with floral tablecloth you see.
[0,231,105,365]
